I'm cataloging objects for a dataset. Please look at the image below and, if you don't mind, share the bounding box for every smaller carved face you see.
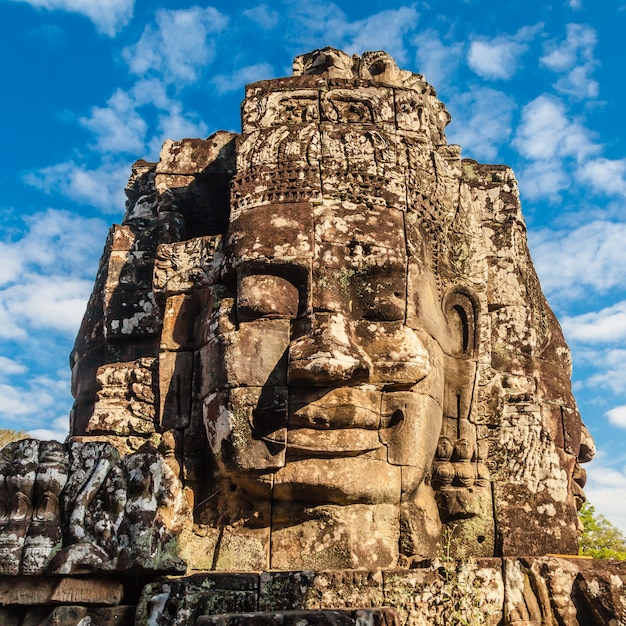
[453,438,473,462]
[436,436,454,460]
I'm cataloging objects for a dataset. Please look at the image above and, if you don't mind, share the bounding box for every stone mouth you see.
[260,427,382,458]
[287,427,381,457]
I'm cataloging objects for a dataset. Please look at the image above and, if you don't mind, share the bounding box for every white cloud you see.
[586,349,626,394]
[577,158,626,197]
[467,25,540,80]
[24,161,129,213]
[147,103,210,156]
[0,209,107,339]
[514,95,601,200]
[541,24,598,99]
[30,415,69,442]
[446,88,516,161]
[0,209,107,286]
[80,89,148,154]
[213,63,275,95]
[554,64,599,99]
[156,103,209,143]
[530,220,626,300]
[243,4,279,30]
[80,79,209,159]
[123,6,229,84]
[0,305,27,340]
[563,301,626,343]
[585,455,626,534]
[513,95,599,162]
[517,160,570,200]
[286,2,419,64]
[541,24,596,71]
[413,30,464,89]
[342,7,420,63]
[606,406,626,428]
[9,0,133,36]
[0,374,72,440]
[0,356,27,377]
[1,276,93,336]
[574,342,626,392]
[0,382,54,418]
[568,0,582,8]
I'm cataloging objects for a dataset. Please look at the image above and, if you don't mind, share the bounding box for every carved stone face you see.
[200,196,448,567]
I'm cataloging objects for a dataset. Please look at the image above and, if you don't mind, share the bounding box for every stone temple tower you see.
[0,49,617,626]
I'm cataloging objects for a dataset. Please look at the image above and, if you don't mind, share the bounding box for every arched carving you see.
[444,288,479,358]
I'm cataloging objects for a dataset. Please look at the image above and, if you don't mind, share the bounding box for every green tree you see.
[579,502,626,560]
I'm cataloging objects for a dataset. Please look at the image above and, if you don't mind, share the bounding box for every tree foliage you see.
[0,429,30,450]
[579,502,626,560]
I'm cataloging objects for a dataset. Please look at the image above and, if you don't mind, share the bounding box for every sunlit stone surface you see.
[1,48,619,626]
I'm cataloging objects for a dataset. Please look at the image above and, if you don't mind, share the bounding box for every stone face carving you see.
[0,44,618,626]
[22,46,587,578]
[62,47,595,571]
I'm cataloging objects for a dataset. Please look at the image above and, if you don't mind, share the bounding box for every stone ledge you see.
[0,576,124,606]
[197,608,399,626]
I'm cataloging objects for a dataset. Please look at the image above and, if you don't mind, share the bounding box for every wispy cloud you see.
[606,406,626,428]
[0,382,54,418]
[577,158,626,197]
[1,275,93,336]
[585,452,626,533]
[0,208,107,288]
[541,23,598,99]
[285,1,419,63]
[341,6,420,62]
[243,4,279,30]
[122,6,229,84]
[530,220,626,301]
[8,0,134,36]
[213,63,275,95]
[563,301,626,343]
[447,88,516,160]
[79,79,209,158]
[0,209,107,338]
[467,25,541,80]
[517,160,570,201]
[585,349,626,394]
[412,30,464,89]
[80,89,148,154]
[514,94,601,200]
[541,23,596,71]
[0,357,27,377]
[514,94,598,162]
[0,210,102,442]
[0,374,70,441]
[30,415,70,442]
[24,161,129,213]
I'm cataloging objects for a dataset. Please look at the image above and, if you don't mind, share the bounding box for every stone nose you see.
[287,313,372,386]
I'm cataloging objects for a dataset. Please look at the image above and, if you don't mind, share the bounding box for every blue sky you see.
[2,0,626,532]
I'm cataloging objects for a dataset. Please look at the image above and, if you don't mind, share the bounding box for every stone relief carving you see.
[0,440,191,577]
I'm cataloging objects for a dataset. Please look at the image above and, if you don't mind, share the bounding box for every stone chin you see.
[272,457,401,506]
